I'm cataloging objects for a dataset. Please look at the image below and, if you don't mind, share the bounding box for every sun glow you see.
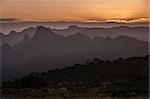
[0,0,149,23]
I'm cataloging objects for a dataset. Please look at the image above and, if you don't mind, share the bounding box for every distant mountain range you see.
[0,26,149,46]
[1,21,148,34]
[1,26,149,81]
[0,27,36,46]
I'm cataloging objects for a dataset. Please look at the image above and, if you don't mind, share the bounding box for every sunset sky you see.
[0,0,149,23]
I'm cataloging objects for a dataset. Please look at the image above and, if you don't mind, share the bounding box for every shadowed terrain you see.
[1,56,149,98]
[1,26,149,81]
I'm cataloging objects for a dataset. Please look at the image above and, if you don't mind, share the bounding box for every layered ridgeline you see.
[2,56,149,98]
[0,26,149,46]
[1,26,149,81]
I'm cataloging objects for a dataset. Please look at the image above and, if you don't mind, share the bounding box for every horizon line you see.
[0,17,149,24]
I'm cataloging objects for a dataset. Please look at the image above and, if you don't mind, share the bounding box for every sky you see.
[0,0,149,23]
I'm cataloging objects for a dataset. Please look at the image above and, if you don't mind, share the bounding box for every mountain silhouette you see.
[9,31,17,36]
[1,27,36,46]
[32,26,63,41]
[53,26,149,42]
[1,26,149,81]
[52,25,83,36]
[0,26,149,47]
[109,26,149,41]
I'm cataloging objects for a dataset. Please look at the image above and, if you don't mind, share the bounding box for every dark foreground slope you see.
[2,55,149,98]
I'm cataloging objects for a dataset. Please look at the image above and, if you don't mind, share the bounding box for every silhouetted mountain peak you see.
[9,31,17,36]
[35,26,51,34]
[36,26,50,31]
[22,27,35,32]
[27,26,64,46]
[33,26,56,39]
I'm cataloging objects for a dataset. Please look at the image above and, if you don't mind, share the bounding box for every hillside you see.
[2,55,149,98]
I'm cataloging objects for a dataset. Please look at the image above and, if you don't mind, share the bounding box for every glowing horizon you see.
[0,0,149,23]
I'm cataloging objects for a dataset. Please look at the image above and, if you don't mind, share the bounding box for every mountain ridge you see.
[1,26,149,81]
[0,26,149,46]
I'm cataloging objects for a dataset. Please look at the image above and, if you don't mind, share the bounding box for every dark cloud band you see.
[0,18,18,22]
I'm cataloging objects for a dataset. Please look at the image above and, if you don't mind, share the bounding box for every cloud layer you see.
[1,0,148,21]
